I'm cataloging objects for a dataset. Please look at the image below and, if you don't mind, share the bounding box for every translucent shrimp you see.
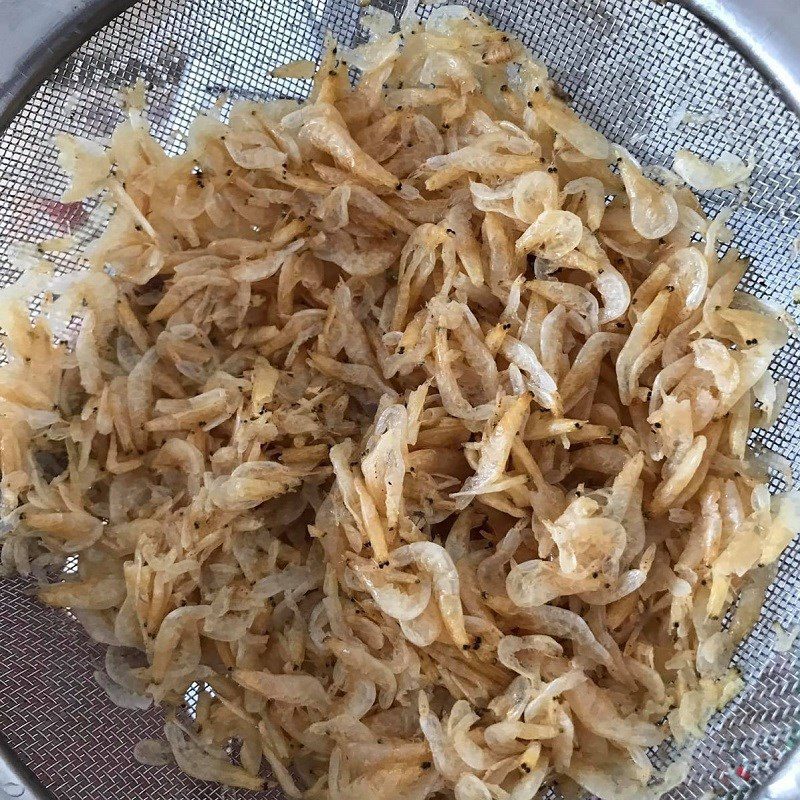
[391,542,470,647]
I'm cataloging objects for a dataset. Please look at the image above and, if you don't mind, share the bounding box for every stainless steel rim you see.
[682,0,800,116]
[0,0,136,131]
[0,735,53,800]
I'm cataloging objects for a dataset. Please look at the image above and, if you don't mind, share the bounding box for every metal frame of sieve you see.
[0,1,797,799]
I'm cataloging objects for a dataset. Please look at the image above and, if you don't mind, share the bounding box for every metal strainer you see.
[0,1,798,798]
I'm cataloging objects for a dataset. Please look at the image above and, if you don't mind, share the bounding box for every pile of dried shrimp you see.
[0,5,797,799]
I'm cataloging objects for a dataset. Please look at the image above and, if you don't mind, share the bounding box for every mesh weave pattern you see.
[0,1,798,798]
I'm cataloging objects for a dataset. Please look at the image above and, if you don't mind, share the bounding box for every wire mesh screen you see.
[0,0,798,798]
